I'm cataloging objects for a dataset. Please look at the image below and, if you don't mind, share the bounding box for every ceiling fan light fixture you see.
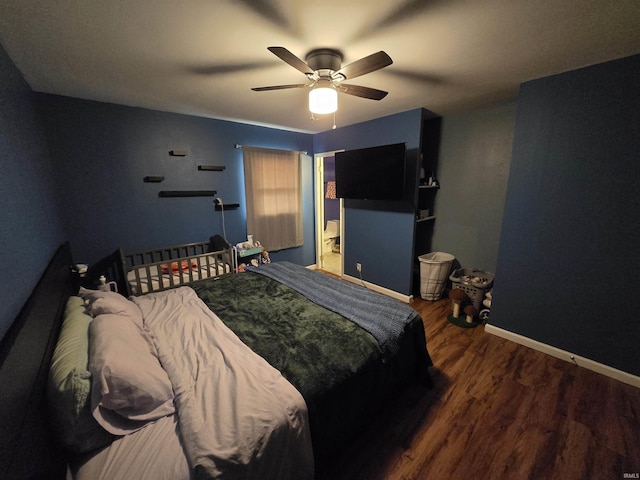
[309,80,337,114]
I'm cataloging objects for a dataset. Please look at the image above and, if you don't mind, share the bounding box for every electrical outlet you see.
[356,262,362,272]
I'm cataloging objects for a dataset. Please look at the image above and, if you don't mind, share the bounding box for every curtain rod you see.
[234,144,307,155]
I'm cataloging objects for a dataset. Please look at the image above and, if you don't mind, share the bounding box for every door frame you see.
[314,150,344,273]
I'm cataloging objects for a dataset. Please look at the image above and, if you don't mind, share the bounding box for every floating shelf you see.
[215,203,239,211]
[159,190,217,198]
[143,176,165,183]
[198,165,225,171]
[416,216,436,223]
[418,184,439,189]
[169,150,187,157]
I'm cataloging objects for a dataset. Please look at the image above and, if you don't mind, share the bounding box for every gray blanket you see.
[247,262,419,358]
[133,287,314,480]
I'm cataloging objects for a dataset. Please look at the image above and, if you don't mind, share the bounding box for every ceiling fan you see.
[252,47,393,115]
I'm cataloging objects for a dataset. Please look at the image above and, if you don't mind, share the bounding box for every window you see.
[243,147,303,251]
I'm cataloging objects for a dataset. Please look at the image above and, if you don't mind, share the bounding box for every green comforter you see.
[192,271,432,461]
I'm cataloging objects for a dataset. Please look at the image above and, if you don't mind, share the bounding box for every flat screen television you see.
[335,142,406,200]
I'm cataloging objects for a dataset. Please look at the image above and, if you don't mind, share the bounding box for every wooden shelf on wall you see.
[198,165,225,171]
[143,176,165,183]
[215,203,239,211]
[158,190,217,198]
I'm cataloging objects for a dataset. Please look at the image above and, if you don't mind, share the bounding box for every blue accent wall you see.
[0,44,65,338]
[491,54,640,376]
[36,94,315,267]
[314,109,423,295]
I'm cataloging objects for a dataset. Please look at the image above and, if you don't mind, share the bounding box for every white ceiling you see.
[1,0,639,133]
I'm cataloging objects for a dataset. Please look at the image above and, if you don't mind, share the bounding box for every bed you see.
[0,240,433,479]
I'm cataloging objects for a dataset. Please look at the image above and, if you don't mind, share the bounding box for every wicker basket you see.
[449,268,494,311]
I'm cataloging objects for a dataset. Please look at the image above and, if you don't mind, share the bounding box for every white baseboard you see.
[342,274,413,304]
[485,324,640,389]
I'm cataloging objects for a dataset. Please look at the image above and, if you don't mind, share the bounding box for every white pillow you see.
[88,314,175,435]
[79,287,143,326]
[47,296,115,452]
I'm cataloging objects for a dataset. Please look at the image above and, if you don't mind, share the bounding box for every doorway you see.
[315,151,343,275]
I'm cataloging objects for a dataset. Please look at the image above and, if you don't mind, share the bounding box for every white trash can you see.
[419,252,455,300]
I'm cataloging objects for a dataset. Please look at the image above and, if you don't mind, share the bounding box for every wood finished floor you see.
[315,293,640,480]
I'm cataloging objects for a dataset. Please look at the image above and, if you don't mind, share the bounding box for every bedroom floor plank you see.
[315,294,640,480]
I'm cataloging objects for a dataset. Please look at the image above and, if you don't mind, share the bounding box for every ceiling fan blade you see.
[339,83,388,100]
[335,51,393,80]
[251,84,309,92]
[267,47,314,76]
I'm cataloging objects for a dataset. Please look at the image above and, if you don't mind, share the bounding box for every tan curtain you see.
[243,147,303,251]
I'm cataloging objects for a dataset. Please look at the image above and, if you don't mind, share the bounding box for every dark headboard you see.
[0,243,76,479]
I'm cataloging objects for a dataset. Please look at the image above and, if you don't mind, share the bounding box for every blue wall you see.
[6,37,638,382]
[432,103,517,273]
[315,109,423,295]
[1,67,426,342]
[36,95,315,267]
[491,54,640,376]
[0,44,65,338]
